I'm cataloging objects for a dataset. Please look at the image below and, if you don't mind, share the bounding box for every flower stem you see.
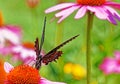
[54,22,64,80]
[86,11,94,84]
[30,8,39,38]
[55,22,64,46]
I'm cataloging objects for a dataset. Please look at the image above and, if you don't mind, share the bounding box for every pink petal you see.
[106,9,117,25]
[45,3,76,13]
[0,47,13,55]
[55,6,80,23]
[11,45,36,63]
[1,28,20,44]
[6,25,22,37]
[104,6,120,24]
[40,78,66,84]
[114,64,120,73]
[93,6,108,19]
[114,51,120,60]
[4,62,14,73]
[87,6,96,12]
[105,6,120,19]
[75,6,87,19]
[105,1,120,9]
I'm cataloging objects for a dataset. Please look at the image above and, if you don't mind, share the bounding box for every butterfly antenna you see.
[39,17,46,54]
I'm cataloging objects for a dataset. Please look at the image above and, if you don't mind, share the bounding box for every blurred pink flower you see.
[45,0,120,24]
[0,25,22,55]
[11,42,44,64]
[99,51,120,74]
[4,62,66,84]
[26,0,40,8]
[0,12,22,55]
[0,25,22,47]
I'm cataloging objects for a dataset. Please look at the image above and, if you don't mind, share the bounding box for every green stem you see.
[55,22,64,46]
[54,22,64,80]
[86,11,94,84]
[104,75,108,84]
[30,8,39,38]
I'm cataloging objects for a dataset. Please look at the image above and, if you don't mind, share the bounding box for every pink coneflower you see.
[0,12,22,55]
[11,42,44,64]
[4,62,66,84]
[45,0,120,25]
[99,51,120,74]
[45,1,120,84]
[0,25,21,47]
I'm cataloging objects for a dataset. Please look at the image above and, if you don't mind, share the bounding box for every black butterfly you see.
[34,17,79,70]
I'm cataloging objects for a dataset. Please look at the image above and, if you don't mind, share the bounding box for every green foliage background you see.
[0,0,120,84]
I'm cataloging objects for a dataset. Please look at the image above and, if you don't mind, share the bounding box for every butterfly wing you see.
[35,38,40,59]
[42,34,79,65]
[35,17,46,59]
[42,51,62,65]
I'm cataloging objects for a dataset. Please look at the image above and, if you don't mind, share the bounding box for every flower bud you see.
[26,0,39,8]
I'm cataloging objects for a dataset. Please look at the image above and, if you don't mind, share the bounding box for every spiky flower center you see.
[6,65,40,84]
[77,0,106,6]
[0,60,6,84]
[0,11,4,27]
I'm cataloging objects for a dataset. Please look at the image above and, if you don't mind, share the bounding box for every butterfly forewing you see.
[34,17,79,69]
[42,34,79,65]
[35,38,40,59]
[35,17,46,70]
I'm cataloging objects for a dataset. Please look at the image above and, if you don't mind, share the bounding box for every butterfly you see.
[34,17,79,70]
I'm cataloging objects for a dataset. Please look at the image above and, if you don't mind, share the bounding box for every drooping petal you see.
[6,25,22,38]
[105,1,120,10]
[75,6,87,19]
[40,78,66,84]
[45,3,76,13]
[93,6,108,19]
[114,13,120,21]
[105,6,120,20]
[106,9,117,25]
[2,28,20,45]
[55,6,80,23]
[4,62,14,73]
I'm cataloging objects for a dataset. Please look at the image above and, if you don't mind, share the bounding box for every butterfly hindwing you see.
[42,51,62,65]
[42,34,79,65]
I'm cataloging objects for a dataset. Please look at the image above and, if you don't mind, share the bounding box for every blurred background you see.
[0,0,120,84]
